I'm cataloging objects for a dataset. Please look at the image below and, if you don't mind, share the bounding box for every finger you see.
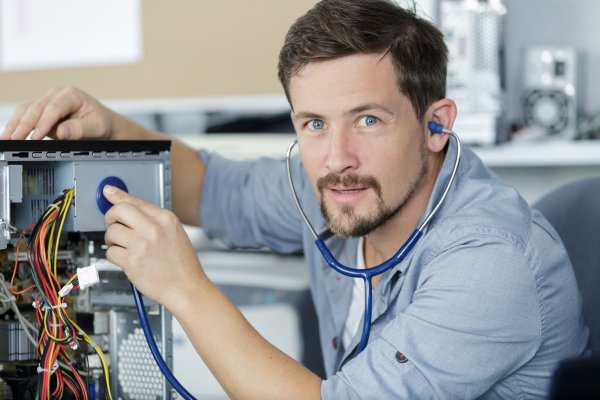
[107,244,153,299]
[104,202,157,235]
[46,126,59,140]
[103,185,160,216]
[9,88,62,139]
[32,119,78,140]
[105,245,127,272]
[32,117,63,140]
[104,222,135,250]
[38,118,83,140]
[54,115,104,141]
[30,89,87,140]
[1,101,33,139]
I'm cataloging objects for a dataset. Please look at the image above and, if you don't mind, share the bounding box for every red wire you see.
[67,356,88,400]
[28,194,87,400]
[52,367,63,399]
[9,222,36,295]
[63,376,81,400]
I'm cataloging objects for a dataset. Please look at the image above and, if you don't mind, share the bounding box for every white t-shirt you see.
[342,237,366,350]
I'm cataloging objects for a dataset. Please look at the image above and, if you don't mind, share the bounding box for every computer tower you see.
[0,140,173,399]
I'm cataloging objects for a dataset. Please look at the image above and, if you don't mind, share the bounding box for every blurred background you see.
[1,0,599,144]
[0,1,599,397]
[1,0,599,204]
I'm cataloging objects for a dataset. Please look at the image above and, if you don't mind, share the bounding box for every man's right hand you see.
[1,87,114,141]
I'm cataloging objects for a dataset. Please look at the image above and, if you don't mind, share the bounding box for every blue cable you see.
[97,182,196,399]
[131,284,197,400]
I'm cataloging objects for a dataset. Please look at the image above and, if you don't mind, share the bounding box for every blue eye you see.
[309,119,326,130]
[358,115,379,126]
[358,115,379,127]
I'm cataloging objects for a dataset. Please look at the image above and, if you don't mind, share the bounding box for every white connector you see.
[58,283,74,297]
[77,265,100,290]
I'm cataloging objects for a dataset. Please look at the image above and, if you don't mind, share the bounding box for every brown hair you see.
[278,0,447,121]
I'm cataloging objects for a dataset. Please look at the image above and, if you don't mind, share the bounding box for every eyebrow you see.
[292,103,395,121]
[292,111,324,121]
[347,104,394,117]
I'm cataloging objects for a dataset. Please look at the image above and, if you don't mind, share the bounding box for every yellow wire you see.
[37,189,112,399]
[42,310,69,343]
[40,197,63,283]
[71,320,113,400]
[46,203,60,272]
[45,341,57,400]
[52,189,74,275]
[41,198,61,219]
[31,191,72,399]
[61,273,78,292]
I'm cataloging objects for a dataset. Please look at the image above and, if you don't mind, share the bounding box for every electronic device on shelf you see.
[440,0,508,145]
[522,46,579,139]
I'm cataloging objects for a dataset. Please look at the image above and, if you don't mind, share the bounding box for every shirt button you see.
[395,351,408,363]
[332,337,338,349]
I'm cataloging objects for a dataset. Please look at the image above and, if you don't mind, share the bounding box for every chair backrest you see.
[533,177,600,355]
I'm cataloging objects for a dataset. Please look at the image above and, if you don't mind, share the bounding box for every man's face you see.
[290,53,429,237]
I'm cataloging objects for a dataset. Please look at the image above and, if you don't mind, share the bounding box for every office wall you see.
[0,0,317,103]
[4,0,597,126]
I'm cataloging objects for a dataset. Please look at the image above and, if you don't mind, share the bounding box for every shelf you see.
[178,133,295,160]
[179,133,600,168]
[472,139,600,167]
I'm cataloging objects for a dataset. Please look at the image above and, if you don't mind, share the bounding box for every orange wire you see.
[37,210,61,295]
[21,190,87,399]
[9,222,36,295]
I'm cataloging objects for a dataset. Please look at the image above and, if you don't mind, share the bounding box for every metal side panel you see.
[109,308,173,400]
[0,163,22,249]
[73,161,166,231]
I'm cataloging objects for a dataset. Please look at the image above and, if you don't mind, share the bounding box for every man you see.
[0,0,588,398]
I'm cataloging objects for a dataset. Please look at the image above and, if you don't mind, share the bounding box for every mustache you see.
[317,173,382,197]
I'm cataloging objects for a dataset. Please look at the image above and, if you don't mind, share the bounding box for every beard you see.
[317,140,429,238]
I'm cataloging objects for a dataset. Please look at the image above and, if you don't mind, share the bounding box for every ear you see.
[424,98,457,153]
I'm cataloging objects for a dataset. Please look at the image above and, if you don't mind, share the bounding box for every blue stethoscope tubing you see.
[285,121,462,355]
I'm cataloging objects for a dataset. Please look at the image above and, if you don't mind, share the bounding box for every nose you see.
[325,128,359,174]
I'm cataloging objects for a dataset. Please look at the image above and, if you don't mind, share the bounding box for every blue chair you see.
[533,177,600,355]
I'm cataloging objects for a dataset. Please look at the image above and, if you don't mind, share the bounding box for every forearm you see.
[109,110,205,226]
[169,276,322,400]
[102,184,320,398]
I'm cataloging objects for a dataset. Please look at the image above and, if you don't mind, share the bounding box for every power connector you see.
[77,265,100,290]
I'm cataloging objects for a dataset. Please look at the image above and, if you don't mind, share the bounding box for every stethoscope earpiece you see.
[428,120,445,134]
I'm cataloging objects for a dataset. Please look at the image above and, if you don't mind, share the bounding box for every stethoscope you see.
[285,121,461,355]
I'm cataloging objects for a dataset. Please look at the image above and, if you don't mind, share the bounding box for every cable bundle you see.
[9,188,113,400]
